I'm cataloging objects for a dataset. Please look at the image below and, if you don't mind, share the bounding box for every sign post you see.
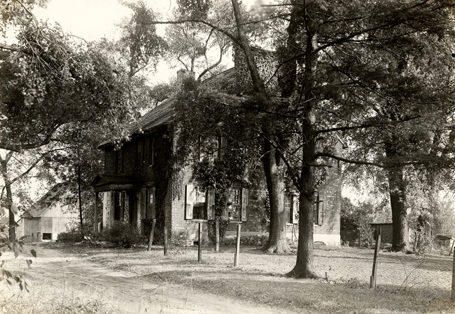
[198,221,203,263]
[215,218,220,252]
[234,223,241,267]
[370,228,381,288]
[451,246,455,301]
[147,218,156,251]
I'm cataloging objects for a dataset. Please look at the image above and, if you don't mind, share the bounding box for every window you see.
[227,187,248,222]
[314,194,323,225]
[185,184,215,220]
[115,149,123,173]
[144,138,150,166]
[149,137,155,165]
[198,136,221,163]
[285,194,299,224]
[135,141,143,168]
[42,233,52,240]
[193,187,207,220]
[135,137,154,168]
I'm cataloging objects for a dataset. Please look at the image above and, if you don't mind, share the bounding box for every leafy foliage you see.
[0,232,36,292]
[99,221,143,248]
[118,0,167,78]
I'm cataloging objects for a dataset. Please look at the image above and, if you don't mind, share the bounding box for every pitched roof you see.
[25,183,70,218]
[99,68,237,149]
[129,97,175,135]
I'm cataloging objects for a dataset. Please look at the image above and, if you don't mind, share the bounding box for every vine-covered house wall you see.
[91,88,341,246]
[91,47,342,246]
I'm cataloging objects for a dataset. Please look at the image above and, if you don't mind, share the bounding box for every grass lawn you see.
[37,242,454,314]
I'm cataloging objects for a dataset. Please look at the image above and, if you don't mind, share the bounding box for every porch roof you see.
[90,175,142,192]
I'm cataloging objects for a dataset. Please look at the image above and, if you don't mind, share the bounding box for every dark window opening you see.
[115,149,123,173]
[149,137,155,165]
[135,141,143,168]
[42,233,52,240]
[193,186,207,220]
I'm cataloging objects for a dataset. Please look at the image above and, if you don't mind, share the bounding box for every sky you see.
[33,0,174,41]
[31,0,177,83]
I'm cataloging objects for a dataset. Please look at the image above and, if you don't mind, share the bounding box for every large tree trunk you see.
[6,182,15,242]
[287,125,318,278]
[0,154,15,242]
[77,165,84,241]
[287,7,319,277]
[386,142,409,252]
[262,140,290,253]
[388,165,408,252]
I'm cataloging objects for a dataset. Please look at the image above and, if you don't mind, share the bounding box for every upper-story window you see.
[198,135,223,163]
[135,137,156,169]
[135,141,143,168]
[114,149,123,173]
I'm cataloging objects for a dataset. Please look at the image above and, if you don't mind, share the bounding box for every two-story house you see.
[91,87,341,247]
[92,48,341,246]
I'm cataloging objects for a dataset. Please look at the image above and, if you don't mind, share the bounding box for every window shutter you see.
[241,188,248,222]
[140,188,146,218]
[185,184,194,220]
[207,188,215,220]
[292,195,299,224]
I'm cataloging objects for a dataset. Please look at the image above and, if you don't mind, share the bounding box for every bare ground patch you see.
[1,243,454,313]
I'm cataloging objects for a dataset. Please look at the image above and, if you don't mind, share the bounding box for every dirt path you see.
[4,247,297,314]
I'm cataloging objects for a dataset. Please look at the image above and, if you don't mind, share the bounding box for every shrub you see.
[57,232,82,243]
[223,234,268,246]
[207,219,229,244]
[100,221,142,247]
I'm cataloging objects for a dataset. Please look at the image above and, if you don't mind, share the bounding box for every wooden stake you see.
[370,228,381,288]
[198,222,202,263]
[234,223,241,267]
[163,226,168,256]
[147,219,156,251]
[215,219,220,252]
[451,243,455,301]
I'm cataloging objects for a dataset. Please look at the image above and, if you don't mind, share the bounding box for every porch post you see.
[103,190,114,229]
[94,192,99,234]
[137,190,143,234]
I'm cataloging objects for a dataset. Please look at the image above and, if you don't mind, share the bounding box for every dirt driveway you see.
[2,246,297,314]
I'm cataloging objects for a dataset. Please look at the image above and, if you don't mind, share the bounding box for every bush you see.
[207,219,229,244]
[57,232,82,243]
[223,234,268,246]
[100,221,142,247]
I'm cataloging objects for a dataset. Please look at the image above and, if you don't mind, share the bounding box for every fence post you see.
[198,222,202,263]
[147,218,156,251]
[451,245,455,301]
[163,226,168,256]
[234,223,241,267]
[215,218,220,252]
[370,228,381,288]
